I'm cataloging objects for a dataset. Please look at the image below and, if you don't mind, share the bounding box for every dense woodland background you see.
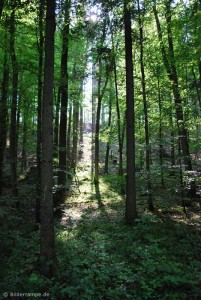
[0,0,201,299]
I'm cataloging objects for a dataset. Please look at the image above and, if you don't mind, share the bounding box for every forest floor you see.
[0,133,201,299]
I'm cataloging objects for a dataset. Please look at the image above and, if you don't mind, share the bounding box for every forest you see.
[0,0,201,299]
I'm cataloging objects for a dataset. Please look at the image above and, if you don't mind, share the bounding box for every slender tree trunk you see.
[79,105,84,144]
[104,87,112,174]
[153,2,192,171]
[71,92,80,170]
[94,66,102,184]
[124,0,138,224]
[91,64,96,179]
[138,0,154,211]
[40,0,57,277]
[58,0,70,185]
[112,33,123,176]
[192,67,201,110]
[199,60,201,85]
[66,103,72,166]
[36,0,44,223]
[9,10,18,197]
[0,29,9,195]
[94,59,109,183]
[53,88,61,158]
[169,106,176,171]
[21,115,28,173]
[157,77,165,188]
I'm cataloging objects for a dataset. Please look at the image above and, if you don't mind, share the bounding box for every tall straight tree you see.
[153,2,192,171]
[94,56,110,183]
[124,0,138,223]
[153,0,196,196]
[36,0,45,223]
[137,0,154,211]
[104,82,112,175]
[94,17,110,183]
[58,0,70,185]
[9,9,18,197]
[0,25,9,195]
[40,0,57,277]
[111,31,123,176]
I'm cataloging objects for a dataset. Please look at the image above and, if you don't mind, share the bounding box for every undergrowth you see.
[0,173,201,300]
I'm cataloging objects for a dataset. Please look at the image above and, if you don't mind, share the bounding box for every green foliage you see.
[1,171,201,299]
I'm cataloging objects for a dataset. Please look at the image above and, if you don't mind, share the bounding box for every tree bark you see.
[71,86,80,170]
[94,59,109,183]
[112,32,123,176]
[157,76,165,188]
[53,88,61,158]
[36,0,44,223]
[21,114,28,173]
[66,103,72,166]
[192,67,201,110]
[124,0,138,224]
[0,28,9,195]
[40,0,57,277]
[138,0,154,211]
[58,0,70,185]
[104,86,112,174]
[9,10,18,197]
[153,2,192,171]
[79,105,84,144]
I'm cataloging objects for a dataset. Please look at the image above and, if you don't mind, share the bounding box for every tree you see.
[111,30,123,176]
[9,8,19,197]
[93,16,111,183]
[36,0,45,223]
[40,0,57,277]
[94,52,110,183]
[58,0,70,185]
[124,0,138,224]
[0,23,9,196]
[153,0,196,196]
[153,1,192,170]
[104,80,112,174]
[137,0,154,211]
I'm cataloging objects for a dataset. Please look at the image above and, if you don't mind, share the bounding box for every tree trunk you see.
[124,0,138,224]
[138,0,154,211]
[0,29,9,196]
[192,67,201,110]
[71,90,80,170]
[58,0,70,185]
[112,33,123,176]
[9,10,18,197]
[169,106,176,172]
[94,59,109,183]
[104,86,112,174]
[91,63,96,179]
[21,115,28,173]
[153,2,192,171]
[36,0,44,223]
[66,103,72,166]
[157,77,165,188]
[79,105,84,144]
[40,0,57,277]
[53,88,61,158]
